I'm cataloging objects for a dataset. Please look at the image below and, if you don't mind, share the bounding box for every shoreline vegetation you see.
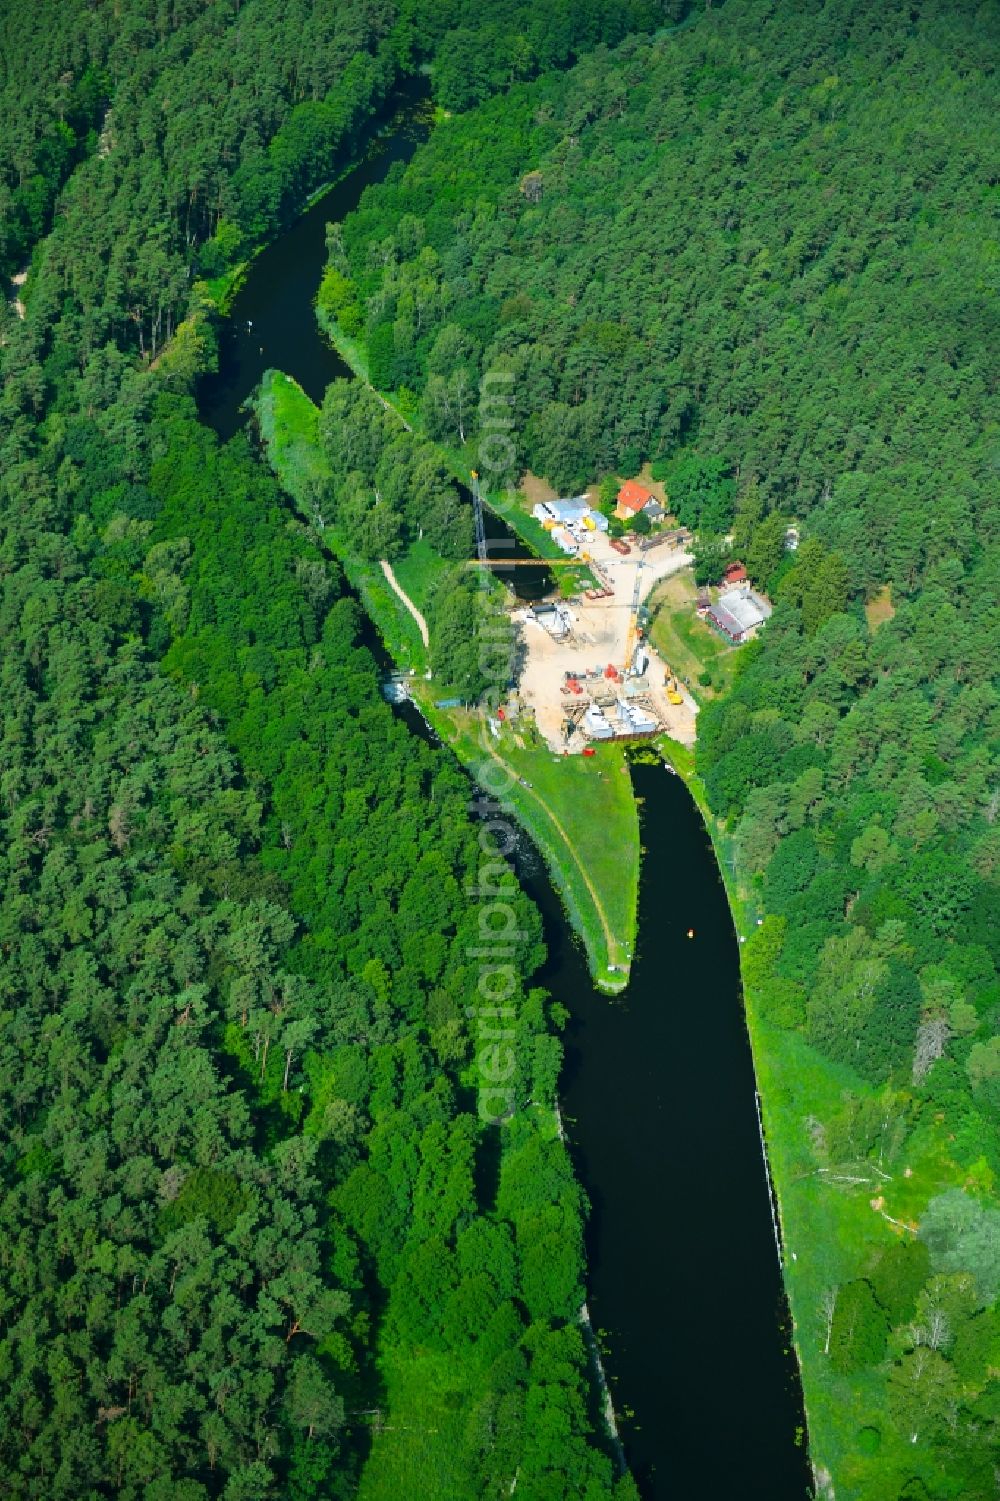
[255,369,431,672]
[299,11,1000,1489]
[6,2,993,1494]
[198,91,426,318]
[256,368,641,989]
[317,303,599,580]
[657,732,991,1495]
[269,254,974,1488]
[420,703,639,992]
[0,5,719,1498]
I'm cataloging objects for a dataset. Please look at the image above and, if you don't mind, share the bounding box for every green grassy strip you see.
[647,575,745,705]
[387,534,441,614]
[255,368,432,671]
[196,264,247,315]
[420,698,639,989]
[257,367,642,990]
[656,735,967,1488]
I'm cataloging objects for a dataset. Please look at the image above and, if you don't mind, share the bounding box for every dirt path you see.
[10,269,27,320]
[478,735,628,981]
[380,560,429,648]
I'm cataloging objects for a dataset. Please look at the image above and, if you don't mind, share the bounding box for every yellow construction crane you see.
[622,562,645,676]
[470,470,487,564]
[467,557,580,568]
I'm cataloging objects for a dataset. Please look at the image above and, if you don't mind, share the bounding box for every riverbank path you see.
[380,560,430,649]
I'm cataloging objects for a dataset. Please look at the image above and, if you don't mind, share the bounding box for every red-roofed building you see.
[722,561,748,586]
[615,480,657,521]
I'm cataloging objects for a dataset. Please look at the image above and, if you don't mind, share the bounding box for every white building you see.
[551,525,578,555]
[532,498,609,534]
[703,586,772,644]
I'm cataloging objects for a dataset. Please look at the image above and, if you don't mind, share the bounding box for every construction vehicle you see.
[665,670,683,706]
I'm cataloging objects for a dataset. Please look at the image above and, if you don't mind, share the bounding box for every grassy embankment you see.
[640,561,941,1488]
[420,701,638,990]
[257,368,640,988]
[260,334,941,1491]
[256,369,429,671]
[647,569,745,703]
[657,733,963,1494]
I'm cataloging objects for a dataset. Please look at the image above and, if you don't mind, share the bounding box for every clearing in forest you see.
[380,560,429,648]
[864,585,895,631]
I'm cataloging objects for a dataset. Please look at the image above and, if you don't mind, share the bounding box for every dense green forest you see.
[315,2,1000,1496]
[316,379,518,698]
[0,0,683,1495]
[4,0,998,1496]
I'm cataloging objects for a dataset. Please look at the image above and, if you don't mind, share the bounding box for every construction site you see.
[472,476,700,754]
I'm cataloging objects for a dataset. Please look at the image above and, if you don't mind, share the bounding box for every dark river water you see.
[200,89,430,440]
[527,764,810,1497]
[199,89,551,603]
[198,97,810,1501]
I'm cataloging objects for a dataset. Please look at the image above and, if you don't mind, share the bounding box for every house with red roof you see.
[722,561,748,586]
[615,480,662,522]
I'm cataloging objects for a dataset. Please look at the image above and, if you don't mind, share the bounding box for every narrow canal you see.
[524,763,809,1497]
[199,87,431,441]
[198,98,810,1500]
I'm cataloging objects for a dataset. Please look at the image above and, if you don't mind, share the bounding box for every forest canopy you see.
[0,0,668,1495]
[2,0,998,1496]
[313,2,1000,1495]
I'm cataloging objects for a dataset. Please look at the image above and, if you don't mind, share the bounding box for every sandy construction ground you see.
[514,530,698,751]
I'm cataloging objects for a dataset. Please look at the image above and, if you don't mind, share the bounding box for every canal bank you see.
[252,364,639,987]
[195,101,811,1500]
[520,759,809,1498]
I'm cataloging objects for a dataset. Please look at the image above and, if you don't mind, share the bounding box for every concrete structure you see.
[584,704,615,740]
[639,527,687,554]
[530,602,572,639]
[513,525,697,752]
[615,699,658,735]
